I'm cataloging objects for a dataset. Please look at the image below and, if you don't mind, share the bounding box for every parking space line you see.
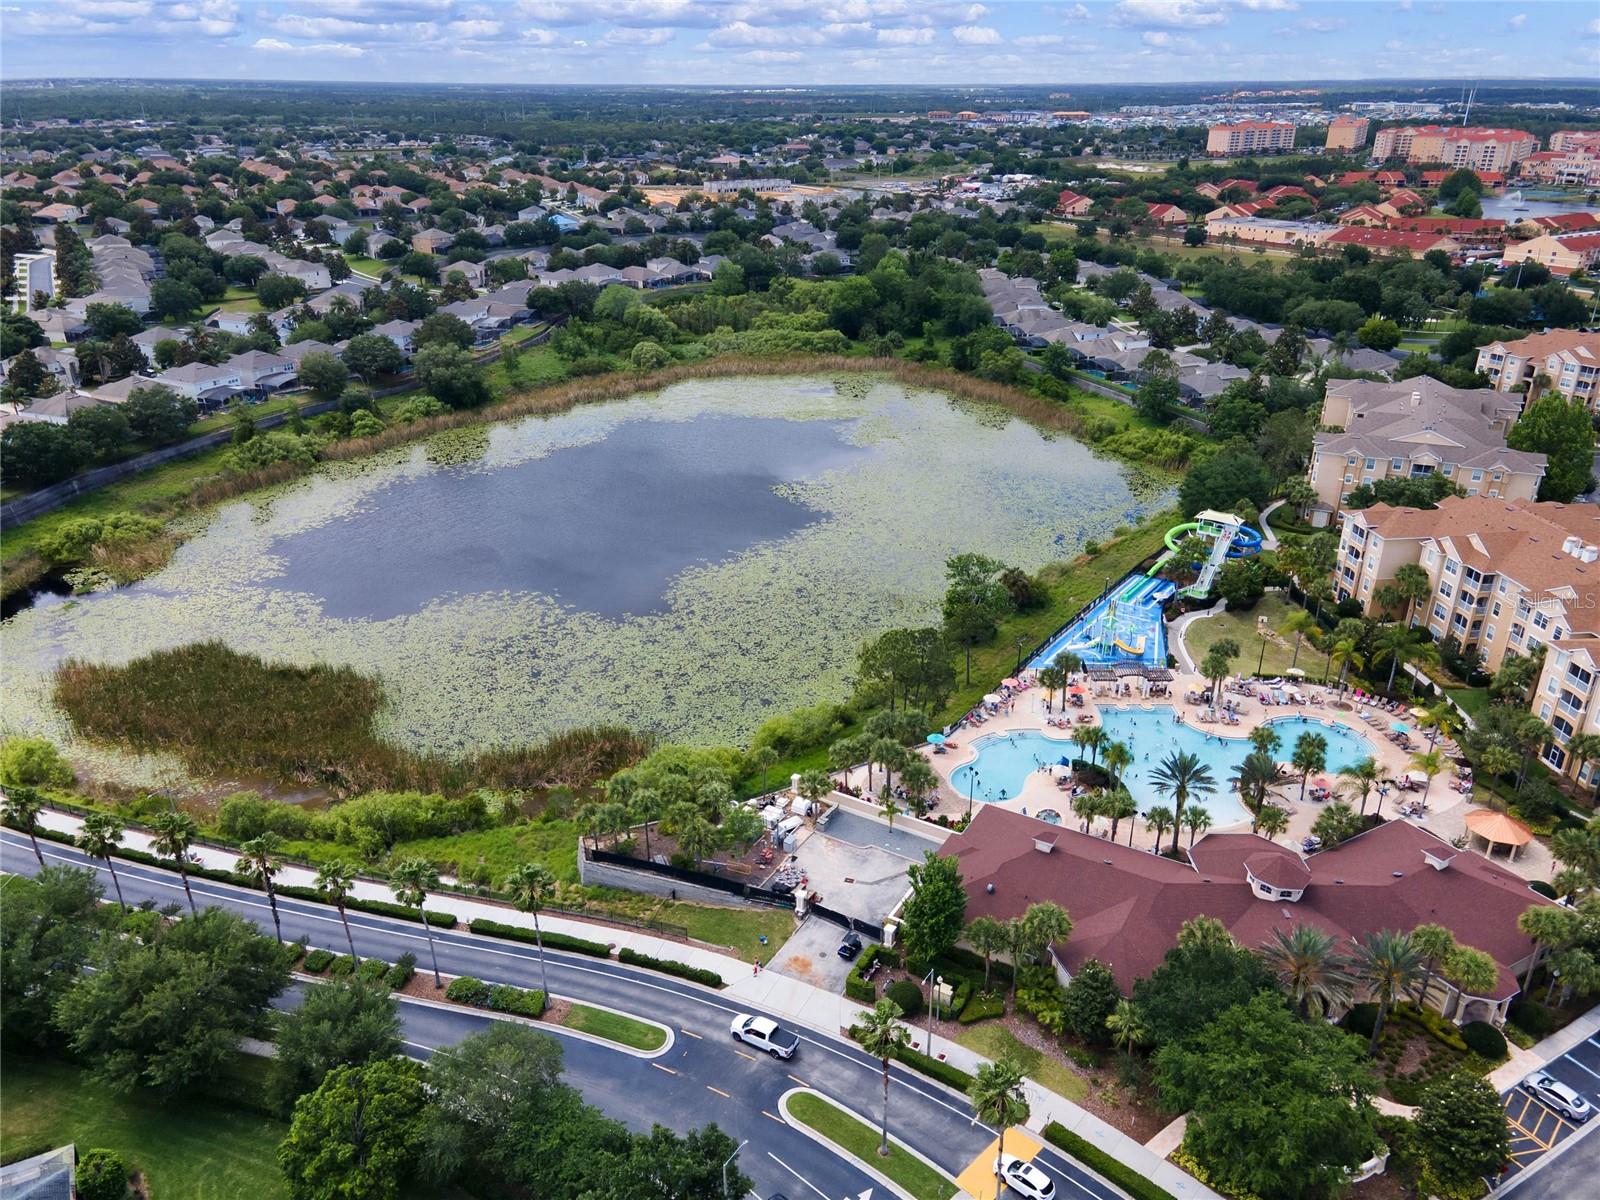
[707,1085,732,1098]
[1563,1056,1600,1082]
[766,1152,830,1200]
[762,1109,784,1124]
[787,1073,809,1088]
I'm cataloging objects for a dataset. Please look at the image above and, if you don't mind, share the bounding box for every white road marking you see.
[1560,1055,1600,1084]
[766,1152,831,1200]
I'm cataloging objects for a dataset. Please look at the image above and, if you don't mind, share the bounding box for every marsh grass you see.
[53,641,652,795]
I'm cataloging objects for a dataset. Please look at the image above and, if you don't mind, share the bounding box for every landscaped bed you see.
[784,1091,957,1200]
[555,1001,668,1052]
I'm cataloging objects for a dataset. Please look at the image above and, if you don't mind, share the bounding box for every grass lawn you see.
[785,1092,957,1200]
[486,343,570,395]
[644,901,792,960]
[1184,593,1332,682]
[1446,687,1493,722]
[295,817,584,884]
[345,255,391,277]
[952,1023,1087,1103]
[558,1002,668,1051]
[0,1052,289,1200]
[189,395,302,436]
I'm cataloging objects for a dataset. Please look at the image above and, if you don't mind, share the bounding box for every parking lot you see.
[1498,1035,1600,1189]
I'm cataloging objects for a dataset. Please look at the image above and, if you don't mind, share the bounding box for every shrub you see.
[327,954,356,978]
[848,1024,974,1090]
[0,736,75,789]
[958,990,1006,1024]
[1460,1021,1507,1062]
[301,948,335,973]
[1397,1003,1470,1053]
[487,983,547,1018]
[845,945,882,1003]
[356,957,390,983]
[1043,1123,1175,1200]
[215,791,312,841]
[617,947,724,988]
[1342,1002,1379,1040]
[468,918,610,957]
[886,978,925,1018]
[277,885,458,930]
[1507,999,1555,1037]
[1528,880,1558,900]
[75,1149,131,1200]
[445,976,491,1006]
[386,952,417,990]
[936,977,972,1020]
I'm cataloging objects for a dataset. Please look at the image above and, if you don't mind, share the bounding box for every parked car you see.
[730,1013,800,1060]
[999,1155,1056,1200]
[1523,1073,1593,1122]
[837,932,864,961]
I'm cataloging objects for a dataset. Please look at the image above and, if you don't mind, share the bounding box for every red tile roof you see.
[939,806,1550,998]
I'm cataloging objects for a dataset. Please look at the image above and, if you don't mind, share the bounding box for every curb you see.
[391,988,675,1059]
[777,1086,970,1200]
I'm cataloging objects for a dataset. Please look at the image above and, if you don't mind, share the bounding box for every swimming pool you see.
[948,706,1378,828]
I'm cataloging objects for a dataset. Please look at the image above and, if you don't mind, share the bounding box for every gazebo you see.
[1463,809,1534,860]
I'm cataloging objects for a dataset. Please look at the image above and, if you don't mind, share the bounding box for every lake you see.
[2,374,1175,765]
[1480,191,1599,221]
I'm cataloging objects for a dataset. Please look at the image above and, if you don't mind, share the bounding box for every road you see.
[1499,1031,1600,1193]
[3,832,1134,1200]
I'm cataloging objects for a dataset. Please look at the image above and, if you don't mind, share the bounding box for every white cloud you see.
[737,48,805,62]
[448,19,502,38]
[1141,29,1199,50]
[68,0,153,16]
[1506,12,1526,28]
[952,24,1002,44]
[519,27,564,43]
[1112,0,1226,28]
[252,36,366,57]
[1292,16,1345,33]
[1057,3,1091,21]
[1014,33,1065,46]
[877,27,934,45]
[600,26,674,45]
[1233,0,1298,10]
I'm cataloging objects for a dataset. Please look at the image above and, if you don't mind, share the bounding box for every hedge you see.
[958,990,1006,1025]
[356,957,390,983]
[275,884,457,930]
[847,1024,975,1092]
[1460,1020,1508,1062]
[488,982,547,1018]
[617,947,724,988]
[1043,1122,1175,1200]
[467,918,610,957]
[1529,880,1558,900]
[1508,998,1556,1038]
[845,944,883,1003]
[386,952,417,990]
[886,978,924,1018]
[328,955,356,978]
[301,948,335,973]
[445,976,491,1006]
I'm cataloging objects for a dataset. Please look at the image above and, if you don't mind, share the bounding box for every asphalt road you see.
[1501,1115,1600,1199]
[1499,1032,1600,1192]
[3,832,1134,1200]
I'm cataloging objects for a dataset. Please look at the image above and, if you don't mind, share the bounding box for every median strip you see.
[780,1088,959,1200]
[549,1000,669,1052]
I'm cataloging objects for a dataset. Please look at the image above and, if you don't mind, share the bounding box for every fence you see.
[584,847,794,907]
[807,901,885,942]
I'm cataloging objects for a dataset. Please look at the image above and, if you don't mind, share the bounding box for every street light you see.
[1014,636,1027,673]
[967,772,981,822]
[1256,630,1269,676]
[924,965,940,1061]
[722,1139,749,1200]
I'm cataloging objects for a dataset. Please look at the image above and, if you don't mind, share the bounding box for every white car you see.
[730,1013,800,1060]
[1522,1073,1593,1123]
[999,1155,1055,1200]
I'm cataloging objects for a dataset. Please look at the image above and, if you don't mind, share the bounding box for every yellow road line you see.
[707,1085,732,1099]
[652,1063,678,1076]
[734,1049,758,1062]
[788,1073,809,1088]
[679,1028,703,1039]
[762,1110,784,1124]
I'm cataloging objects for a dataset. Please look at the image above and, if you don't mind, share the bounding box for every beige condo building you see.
[1477,329,1600,409]
[1325,116,1370,152]
[1307,378,1546,526]
[1335,497,1600,676]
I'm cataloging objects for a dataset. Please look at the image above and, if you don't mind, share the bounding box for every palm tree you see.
[969,1057,1030,1200]
[1255,804,1291,840]
[503,862,557,1000]
[314,860,361,963]
[1249,725,1282,759]
[391,857,444,989]
[1517,904,1577,994]
[966,916,1009,989]
[1036,663,1066,712]
[880,789,901,832]
[1410,923,1456,1009]
[1391,562,1431,627]
[1,786,46,866]
[1148,750,1216,857]
[1353,930,1423,1056]
[1337,757,1381,818]
[1561,734,1600,801]
[1080,726,1107,766]
[150,810,200,915]
[750,745,779,795]
[1262,925,1354,1020]
[858,997,912,1156]
[1232,752,1283,829]
[1070,789,1101,834]
[237,833,286,943]
[630,788,666,863]
[1327,636,1365,688]
[1292,732,1327,805]
[1144,805,1175,851]
[899,758,940,817]
[1105,998,1146,1055]
[77,812,127,912]
[1183,805,1212,848]
[867,738,907,795]
[1478,743,1520,790]
[1441,946,1498,1018]
[1419,701,1461,750]
[1281,609,1319,670]
[1019,902,1073,968]
[1069,726,1094,764]
[1102,788,1137,844]
[1409,749,1444,804]
[1102,741,1133,791]
[1374,624,1439,693]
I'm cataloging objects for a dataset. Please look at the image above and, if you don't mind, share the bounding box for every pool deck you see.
[896,669,1548,876]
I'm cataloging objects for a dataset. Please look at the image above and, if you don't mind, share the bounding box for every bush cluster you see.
[301,948,335,973]
[847,1023,974,1091]
[617,947,723,988]
[487,983,547,1018]
[957,990,1005,1024]
[885,978,924,1018]
[387,952,417,990]
[467,918,610,957]
[1043,1123,1176,1200]
[445,976,491,1006]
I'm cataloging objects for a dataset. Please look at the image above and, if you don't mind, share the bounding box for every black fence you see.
[586,847,793,908]
[808,902,885,942]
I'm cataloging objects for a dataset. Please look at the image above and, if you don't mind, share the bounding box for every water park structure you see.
[1027,511,1263,673]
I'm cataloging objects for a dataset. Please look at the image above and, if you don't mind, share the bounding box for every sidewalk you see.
[1168,599,1225,674]
[34,805,1218,1200]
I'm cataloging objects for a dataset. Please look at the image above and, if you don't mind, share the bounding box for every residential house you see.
[1323,226,1461,259]
[1308,376,1545,526]
[224,349,298,395]
[1477,329,1600,408]
[1145,202,1188,226]
[410,228,455,256]
[153,361,244,407]
[370,320,420,358]
[441,257,489,289]
[1054,189,1092,217]
[1502,232,1600,277]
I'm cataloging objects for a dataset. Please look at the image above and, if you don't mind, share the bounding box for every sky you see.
[1,0,1598,86]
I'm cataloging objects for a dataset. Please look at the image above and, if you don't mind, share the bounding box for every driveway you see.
[764,915,866,992]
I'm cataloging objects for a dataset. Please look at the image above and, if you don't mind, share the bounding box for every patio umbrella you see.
[1285,667,1306,677]
[1312,777,1330,790]
[1069,684,1087,694]
[1002,677,1021,688]
[926,733,946,745]
[1404,770,1429,785]
[1390,721,1410,733]
[1058,757,1072,767]
[983,693,1003,705]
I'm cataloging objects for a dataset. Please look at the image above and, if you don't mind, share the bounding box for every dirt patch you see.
[1390,1034,1430,1077]
[396,970,452,1000]
[543,997,573,1024]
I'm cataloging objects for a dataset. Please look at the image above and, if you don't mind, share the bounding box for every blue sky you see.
[2,1,1597,85]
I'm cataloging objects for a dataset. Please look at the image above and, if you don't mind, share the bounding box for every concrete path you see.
[28,805,1219,1200]
[1257,499,1284,550]
[1168,598,1226,673]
